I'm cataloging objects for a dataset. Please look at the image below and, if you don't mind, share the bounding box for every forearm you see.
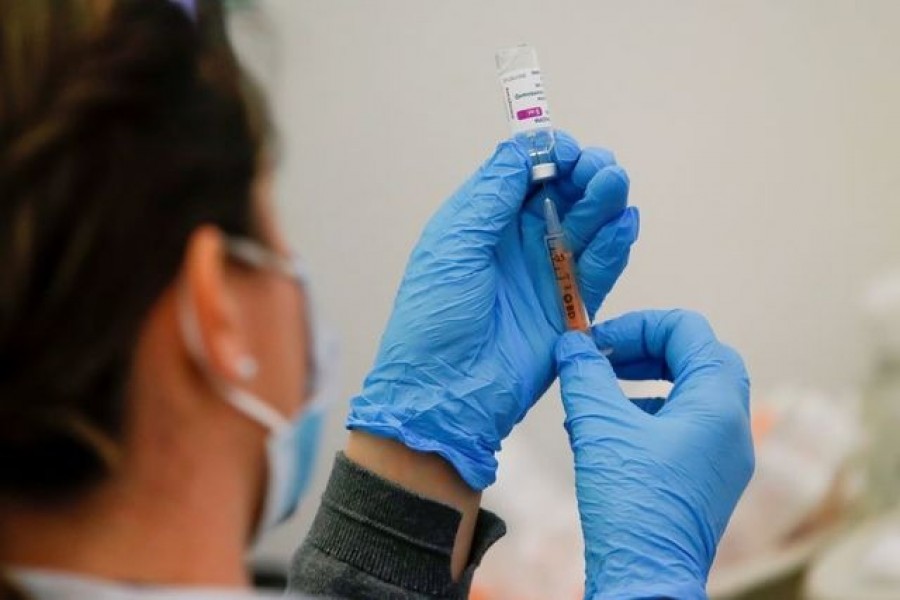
[345,431,482,580]
[288,448,505,599]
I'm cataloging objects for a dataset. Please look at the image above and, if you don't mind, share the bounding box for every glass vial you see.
[496,44,557,182]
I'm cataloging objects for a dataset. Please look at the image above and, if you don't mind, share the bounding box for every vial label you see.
[500,68,552,134]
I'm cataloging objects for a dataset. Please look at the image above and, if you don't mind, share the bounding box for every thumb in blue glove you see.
[556,310,754,600]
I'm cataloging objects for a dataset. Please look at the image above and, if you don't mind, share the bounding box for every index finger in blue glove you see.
[549,132,618,192]
[555,332,644,439]
[546,130,582,178]
[542,133,611,212]
[523,143,617,220]
[563,164,630,257]
[577,206,640,315]
[591,310,750,414]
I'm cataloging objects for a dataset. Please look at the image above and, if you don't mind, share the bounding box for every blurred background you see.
[229,1,900,598]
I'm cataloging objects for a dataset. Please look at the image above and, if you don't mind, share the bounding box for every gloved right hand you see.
[555,310,754,600]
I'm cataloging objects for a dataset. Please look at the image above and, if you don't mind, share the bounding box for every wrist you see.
[344,431,482,581]
[345,431,481,506]
[347,380,502,489]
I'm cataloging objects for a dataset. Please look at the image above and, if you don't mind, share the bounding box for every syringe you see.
[543,194,590,332]
[494,45,589,331]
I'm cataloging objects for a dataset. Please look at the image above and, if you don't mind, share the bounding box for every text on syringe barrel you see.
[546,235,590,332]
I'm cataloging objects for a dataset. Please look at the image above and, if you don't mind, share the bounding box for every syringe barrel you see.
[545,233,590,332]
[496,44,557,182]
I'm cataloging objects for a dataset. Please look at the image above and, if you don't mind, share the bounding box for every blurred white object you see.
[861,270,900,514]
[861,530,900,583]
[709,385,862,597]
[474,432,584,600]
[805,509,900,599]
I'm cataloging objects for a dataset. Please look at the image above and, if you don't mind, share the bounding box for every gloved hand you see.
[556,310,753,600]
[347,133,640,490]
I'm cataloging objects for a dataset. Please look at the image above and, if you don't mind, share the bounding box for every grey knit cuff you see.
[298,452,506,597]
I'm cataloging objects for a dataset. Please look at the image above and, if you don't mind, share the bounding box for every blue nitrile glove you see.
[347,132,640,490]
[555,310,754,600]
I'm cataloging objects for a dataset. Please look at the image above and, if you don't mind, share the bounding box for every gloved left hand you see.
[347,133,639,490]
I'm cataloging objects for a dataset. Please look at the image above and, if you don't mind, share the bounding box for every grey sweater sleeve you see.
[288,453,506,599]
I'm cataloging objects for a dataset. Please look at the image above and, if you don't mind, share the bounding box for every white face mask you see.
[178,237,337,538]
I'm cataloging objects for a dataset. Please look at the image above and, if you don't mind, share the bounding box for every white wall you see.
[244,0,900,566]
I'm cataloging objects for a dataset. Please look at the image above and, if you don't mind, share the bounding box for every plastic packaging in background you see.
[709,385,863,595]
[495,44,557,182]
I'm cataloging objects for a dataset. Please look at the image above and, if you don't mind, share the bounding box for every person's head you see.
[0,0,312,577]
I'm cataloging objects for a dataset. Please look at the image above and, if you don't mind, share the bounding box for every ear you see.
[181,226,256,384]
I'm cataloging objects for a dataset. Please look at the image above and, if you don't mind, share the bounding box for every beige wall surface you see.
[244,0,900,565]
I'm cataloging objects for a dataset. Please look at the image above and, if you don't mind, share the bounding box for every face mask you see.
[251,376,328,534]
[179,238,338,538]
[252,311,338,534]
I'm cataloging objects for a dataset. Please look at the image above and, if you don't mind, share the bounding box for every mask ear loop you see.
[177,287,290,433]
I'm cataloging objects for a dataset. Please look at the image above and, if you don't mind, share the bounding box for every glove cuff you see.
[346,406,498,491]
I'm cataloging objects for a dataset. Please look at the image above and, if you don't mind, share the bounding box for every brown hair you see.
[0,0,268,572]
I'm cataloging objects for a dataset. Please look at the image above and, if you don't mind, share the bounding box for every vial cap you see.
[531,162,557,182]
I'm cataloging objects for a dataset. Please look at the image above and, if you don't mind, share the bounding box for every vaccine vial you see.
[496,44,558,182]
